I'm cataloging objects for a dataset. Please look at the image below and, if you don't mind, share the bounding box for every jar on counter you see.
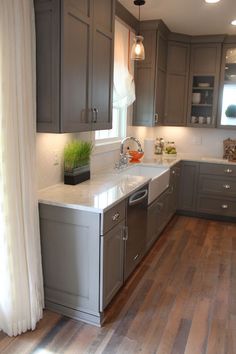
[164,141,177,155]
[154,137,164,155]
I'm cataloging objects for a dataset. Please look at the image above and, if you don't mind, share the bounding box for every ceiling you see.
[119,0,236,35]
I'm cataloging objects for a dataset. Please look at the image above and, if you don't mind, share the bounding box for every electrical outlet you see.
[52,150,60,166]
[192,136,202,145]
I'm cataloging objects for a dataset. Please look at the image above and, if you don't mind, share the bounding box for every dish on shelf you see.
[198,82,210,88]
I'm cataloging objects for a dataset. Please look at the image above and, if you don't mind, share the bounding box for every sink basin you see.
[118,165,170,204]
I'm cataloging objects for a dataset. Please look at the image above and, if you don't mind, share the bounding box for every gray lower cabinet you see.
[39,200,126,326]
[168,163,181,215]
[39,204,101,325]
[100,220,125,310]
[35,0,114,133]
[178,161,236,219]
[196,163,236,217]
[146,190,169,250]
[178,161,199,212]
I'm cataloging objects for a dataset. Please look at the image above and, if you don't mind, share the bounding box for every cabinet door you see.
[40,205,100,315]
[187,43,221,127]
[34,0,60,132]
[146,189,169,251]
[125,196,147,280]
[164,41,190,126]
[168,164,181,216]
[133,29,157,127]
[100,221,125,310]
[190,43,221,75]
[155,32,168,124]
[91,0,115,130]
[178,162,199,211]
[61,0,92,132]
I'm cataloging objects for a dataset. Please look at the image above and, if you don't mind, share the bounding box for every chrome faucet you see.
[120,136,143,155]
[115,136,143,169]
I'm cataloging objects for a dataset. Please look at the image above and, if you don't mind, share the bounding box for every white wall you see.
[37,125,236,190]
[128,125,236,158]
[36,132,120,190]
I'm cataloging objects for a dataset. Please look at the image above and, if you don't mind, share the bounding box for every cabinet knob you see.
[172,170,176,175]
[221,204,228,209]
[224,168,233,174]
[222,184,231,189]
[112,212,120,221]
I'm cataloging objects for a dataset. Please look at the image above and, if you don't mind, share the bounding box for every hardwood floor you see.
[1,215,236,354]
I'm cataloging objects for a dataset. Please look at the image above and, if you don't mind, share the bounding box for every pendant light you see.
[131,0,145,61]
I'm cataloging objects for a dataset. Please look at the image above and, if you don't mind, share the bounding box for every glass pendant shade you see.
[131,35,145,61]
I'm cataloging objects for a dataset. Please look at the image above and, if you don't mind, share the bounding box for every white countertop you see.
[38,173,151,213]
[38,154,234,213]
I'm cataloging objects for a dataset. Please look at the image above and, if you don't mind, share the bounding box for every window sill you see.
[93,140,121,155]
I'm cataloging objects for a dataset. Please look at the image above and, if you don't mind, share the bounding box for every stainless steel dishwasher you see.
[124,184,148,280]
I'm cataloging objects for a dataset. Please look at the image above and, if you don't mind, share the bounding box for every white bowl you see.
[198,83,210,88]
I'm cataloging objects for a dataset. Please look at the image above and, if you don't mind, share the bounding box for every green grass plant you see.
[64,140,93,172]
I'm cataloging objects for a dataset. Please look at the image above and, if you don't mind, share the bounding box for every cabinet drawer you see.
[200,163,236,177]
[197,195,236,217]
[101,200,126,235]
[198,175,236,197]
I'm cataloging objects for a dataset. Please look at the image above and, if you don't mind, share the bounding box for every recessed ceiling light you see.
[205,0,221,3]
[231,20,236,26]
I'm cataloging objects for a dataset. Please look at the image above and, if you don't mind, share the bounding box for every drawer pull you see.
[112,212,120,221]
[223,184,231,189]
[133,254,139,261]
[122,226,128,241]
[224,168,233,174]
[221,204,229,209]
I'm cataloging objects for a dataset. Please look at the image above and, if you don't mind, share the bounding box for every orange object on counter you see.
[128,150,144,163]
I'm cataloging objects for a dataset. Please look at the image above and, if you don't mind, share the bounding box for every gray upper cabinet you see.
[133,21,168,127]
[187,42,222,128]
[190,43,221,75]
[164,41,190,126]
[35,0,114,133]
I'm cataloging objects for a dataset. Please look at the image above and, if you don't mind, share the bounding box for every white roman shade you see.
[113,19,136,109]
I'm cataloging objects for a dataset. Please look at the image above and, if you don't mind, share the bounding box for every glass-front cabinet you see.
[218,45,236,128]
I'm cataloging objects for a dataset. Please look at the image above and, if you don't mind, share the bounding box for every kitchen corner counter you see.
[38,154,234,213]
[38,173,150,213]
[142,153,235,167]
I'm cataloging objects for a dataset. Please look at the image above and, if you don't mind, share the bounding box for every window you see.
[95,19,135,145]
[95,106,127,143]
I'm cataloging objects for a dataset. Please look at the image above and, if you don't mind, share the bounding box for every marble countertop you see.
[38,154,234,213]
[38,173,151,213]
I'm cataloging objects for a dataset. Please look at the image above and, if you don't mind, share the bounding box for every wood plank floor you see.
[1,215,236,354]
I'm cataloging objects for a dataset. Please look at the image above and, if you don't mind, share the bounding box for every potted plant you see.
[225,104,236,118]
[64,140,93,185]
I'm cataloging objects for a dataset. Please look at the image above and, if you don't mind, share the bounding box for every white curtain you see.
[113,20,136,109]
[0,0,44,336]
